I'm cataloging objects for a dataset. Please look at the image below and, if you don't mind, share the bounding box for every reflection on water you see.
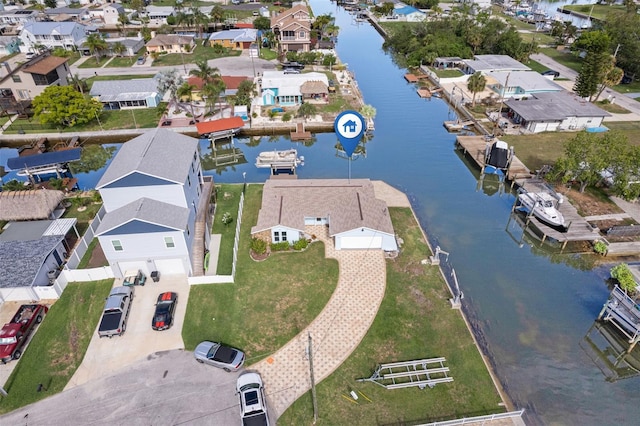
[582,320,640,382]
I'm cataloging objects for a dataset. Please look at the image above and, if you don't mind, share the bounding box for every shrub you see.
[270,241,290,251]
[91,191,102,203]
[282,112,292,122]
[251,237,267,255]
[293,238,308,251]
[593,240,608,255]
[611,263,637,293]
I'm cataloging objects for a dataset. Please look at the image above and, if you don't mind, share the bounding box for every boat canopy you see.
[195,117,244,136]
[7,148,82,171]
[487,141,509,170]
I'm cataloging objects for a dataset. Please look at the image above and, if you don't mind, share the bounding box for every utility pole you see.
[614,43,622,59]
[494,72,510,135]
[308,333,318,423]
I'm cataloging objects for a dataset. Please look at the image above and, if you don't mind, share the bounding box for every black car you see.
[541,70,560,78]
[152,292,177,331]
[280,61,305,70]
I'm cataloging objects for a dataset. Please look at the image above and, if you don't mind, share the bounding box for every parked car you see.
[0,304,48,363]
[194,341,245,371]
[541,70,560,78]
[98,286,133,338]
[152,292,177,331]
[136,56,146,65]
[25,52,36,60]
[283,68,301,74]
[237,372,270,426]
[253,10,259,16]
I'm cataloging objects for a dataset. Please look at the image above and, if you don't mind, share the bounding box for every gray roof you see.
[0,218,77,242]
[105,37,144,49]
[46,7,88,15]
[209,28,258,42]
[0,235,62,289]
[90,78,159,102]
[95,197,189,236]
[251,179,395,236]
[0,190,64,221]
[96,128,199,188]
[488,71,563,93]
[464,54,530,72]
[22,21,86,36]
[504,91,611,121]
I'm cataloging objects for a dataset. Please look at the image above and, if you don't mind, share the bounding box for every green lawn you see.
[280,207,505,425]
[432,67,464,78]
[182,184,339,362]
[151,45,241,67]
[561,4,624,21]
[78,55,112,69]
[106,56,137,67]
[0,280,114,414]
[212,184,243,275]
[539,47,583,73]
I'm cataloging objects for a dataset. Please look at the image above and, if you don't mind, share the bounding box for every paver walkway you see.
[253,225,387,418]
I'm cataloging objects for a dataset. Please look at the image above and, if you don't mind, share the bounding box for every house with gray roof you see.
[95,128,214,278]
[90,78,163,110]
[0,218,78,301]
[19,21,90,52]
[487,70,563,99]
[251,179,398,251]
[208,28,258,50]
[504,91,611,133]
[461,54,531,75]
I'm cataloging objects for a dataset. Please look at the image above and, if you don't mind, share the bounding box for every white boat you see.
[255,149,304,169]
[518,191,566,228]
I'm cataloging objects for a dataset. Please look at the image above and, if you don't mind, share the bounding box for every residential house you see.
[461,54,531,75]
[44,7,90,22]
[19,21,90,52]
[146,34,195,54]
[260,71,328,106]
[103,3,125,26]
[90,78,163,109]
[0,218,79,301]
[0,9,38,25]
[0,53,70,114]
[187,75,250,102]
[393,5,427,21]
[144,6,176,26]
[487,70,563,99]
[270,4,311,53]
[77,36,145,57]
[95,128,214,278]
[209,28,257,50]
[0,35,20,56]
[503,91,611,133]
[251,178,398,251]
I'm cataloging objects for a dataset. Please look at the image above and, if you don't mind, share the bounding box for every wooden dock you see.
[404,73,429,83]
[290,122,312,141]
[513,178,601,248]
[456,135,529,180]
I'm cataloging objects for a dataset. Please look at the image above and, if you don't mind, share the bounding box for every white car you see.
[237,372,269,426]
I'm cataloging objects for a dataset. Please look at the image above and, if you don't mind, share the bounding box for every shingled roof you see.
[251,179,395,237]
[0,190,64,221]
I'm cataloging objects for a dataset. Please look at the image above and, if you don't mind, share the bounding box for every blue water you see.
[1,1,639,424]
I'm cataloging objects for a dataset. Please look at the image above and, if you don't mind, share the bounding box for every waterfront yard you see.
[211,184,243,275]
[0,280,113,414]
[150,45,240,67]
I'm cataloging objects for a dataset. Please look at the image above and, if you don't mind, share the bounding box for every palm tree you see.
[177,82,198,118]
[69,73,88,95]
[189,60,220,84]
[112,42,126,58]
[84,33,108,64]
[202,80,225,115]
[210,5,225,32]
[192,8,209,40]
[467,71,486,107]
[117,13,129,37]
[297,102,317,121]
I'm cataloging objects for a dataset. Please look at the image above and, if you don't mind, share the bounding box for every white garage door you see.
[154,258,186,276]
[339,236,383,249]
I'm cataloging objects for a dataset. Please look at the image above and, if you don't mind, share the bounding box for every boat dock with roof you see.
[456,135,529,180]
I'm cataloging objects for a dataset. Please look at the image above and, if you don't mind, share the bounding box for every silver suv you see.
[237,372,269,426]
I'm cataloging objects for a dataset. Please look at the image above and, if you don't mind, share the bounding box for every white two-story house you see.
[95,129,214,278]
[19,21,90,53]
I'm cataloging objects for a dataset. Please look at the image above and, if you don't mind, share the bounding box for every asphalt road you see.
[0,350,246,426]
[74,55,278,79]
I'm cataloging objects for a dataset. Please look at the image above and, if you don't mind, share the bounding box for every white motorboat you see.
[518,191,566,228]
[255,149,304,169]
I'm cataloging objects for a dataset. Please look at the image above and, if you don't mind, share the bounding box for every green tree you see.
[467,71,486,107]
[202,80,225,114]
[322,53,337,68]
[573,31,612,101]
[595,63,624,101]
[210,4,225,31]
[611,263,637,294]
[111,41,126,57]
[156,69,184,110]
[235,79,257,109]
[117,13,130,36]
[297,102,317,121]
[68,73,88,95]
[32,86,103,128]
[360,104,376,120]
[189,60,220,84]
[84,33,108,64]
[44,0,56,8]
[69,145,117,174]
[1,179,30,191]
[177,82,198,118]
[253,16,271,32]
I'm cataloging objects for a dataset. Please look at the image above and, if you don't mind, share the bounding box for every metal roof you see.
[90,79,159,101]
[504,91,611,121]
[7,148,81,171]
[22,21,86,36]
[95,197,189,236]
[488,71,563,93]
[96,129,198,189]
[209,28,258,43]
[0,218,77,242]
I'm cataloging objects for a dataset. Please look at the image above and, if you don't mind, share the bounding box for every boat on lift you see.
[255,149,304,169]
[517,190,566,229]
[483,139,512,177]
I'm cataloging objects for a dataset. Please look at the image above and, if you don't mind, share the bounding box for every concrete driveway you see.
[0,350,244,426]
[65,275,190,390]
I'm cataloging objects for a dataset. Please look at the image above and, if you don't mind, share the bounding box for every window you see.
[17,90,29,100]
[11,75,21,83]
[112,240,123,251]
[274,231,280,242]
[186,225,190,236]
[187,175,191,186]
[164,236,175,248]
[281,231,287,242]
[299,31,306,39]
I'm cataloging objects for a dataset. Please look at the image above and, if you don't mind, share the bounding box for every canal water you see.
[0,1,638,424]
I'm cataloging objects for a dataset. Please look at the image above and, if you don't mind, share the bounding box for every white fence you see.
[231,192,244,279]
[65,205,106,270]
[188,275,234,285]
[61,267,115,283]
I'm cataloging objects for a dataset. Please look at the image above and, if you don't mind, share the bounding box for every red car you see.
[0,304,48,363]
[152,292,177,331]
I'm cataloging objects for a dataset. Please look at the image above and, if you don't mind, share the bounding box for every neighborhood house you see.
[260,71,329,106]
[90,78,163,109]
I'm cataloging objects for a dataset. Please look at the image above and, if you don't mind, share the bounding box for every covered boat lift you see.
[195,117,245,142]
[7,148,82,184]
